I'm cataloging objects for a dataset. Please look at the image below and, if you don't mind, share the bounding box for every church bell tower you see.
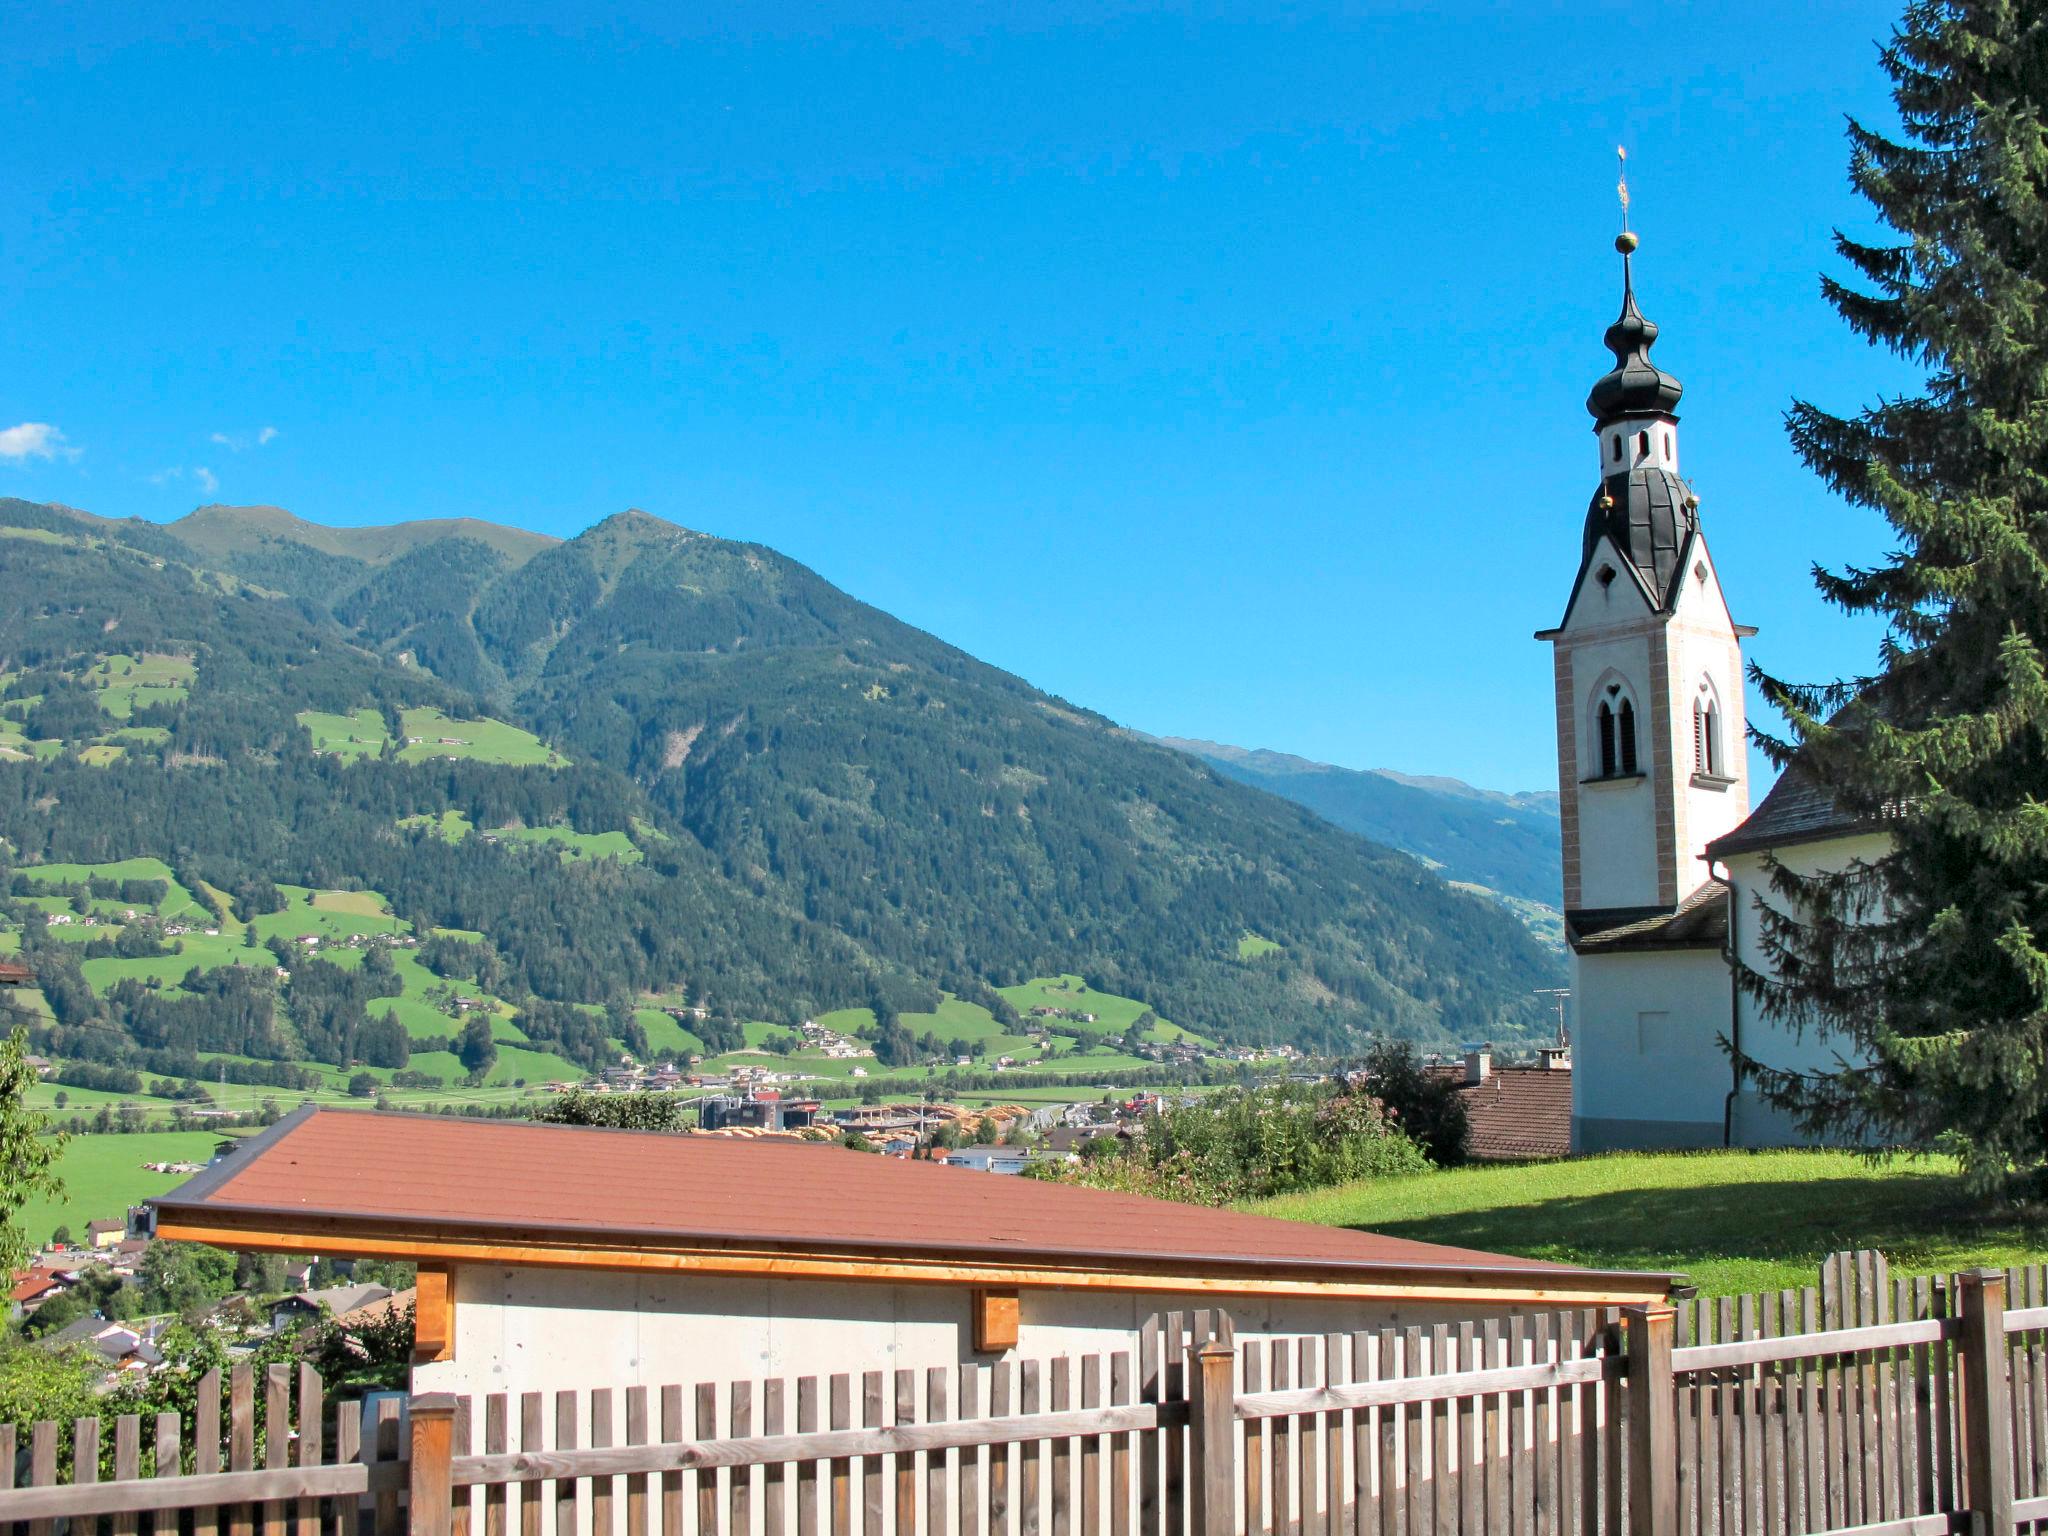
[1536,231,1753,934]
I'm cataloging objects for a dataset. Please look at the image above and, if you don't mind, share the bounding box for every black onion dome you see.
[1584,467,1699,605]
[1585,258,1683,422]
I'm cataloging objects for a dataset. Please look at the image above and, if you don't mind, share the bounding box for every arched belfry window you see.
[1694,679,1724,778]
[1592,679,1640,778]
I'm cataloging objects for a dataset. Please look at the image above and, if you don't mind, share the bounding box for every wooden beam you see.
[151,1218,1670,1308]
[972,1290,1019,1353]
[413,1265,455,1364]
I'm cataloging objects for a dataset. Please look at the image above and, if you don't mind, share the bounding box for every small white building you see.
[150,1108,1669,1400]
[1539,236,1879,1152]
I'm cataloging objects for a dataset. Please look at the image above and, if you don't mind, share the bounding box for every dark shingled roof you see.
[1583,467,1699,609]
[1707,762,1869,859]
[1569,880,1730,954]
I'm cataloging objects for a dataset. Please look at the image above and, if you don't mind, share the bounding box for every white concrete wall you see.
[1664,543,1749,889]
[1723,834,1889,1144]
[412,1266,1568,1403]
[1570,945,1732,1151]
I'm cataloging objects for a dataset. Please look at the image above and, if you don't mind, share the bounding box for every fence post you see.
[1957,1268,2013,1534]
[1625,1303,1676,1536]
[409,1394,458,1536]
[1187,1337,1236,1536]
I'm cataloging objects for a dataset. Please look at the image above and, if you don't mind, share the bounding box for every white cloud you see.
[210,426,280,452]
[0,422,79,462]
[195,466,219,494]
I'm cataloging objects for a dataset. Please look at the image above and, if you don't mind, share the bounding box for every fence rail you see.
[9,1254,2048,1535]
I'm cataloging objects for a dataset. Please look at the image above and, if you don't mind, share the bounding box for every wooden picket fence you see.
[11,1255,2048,1535]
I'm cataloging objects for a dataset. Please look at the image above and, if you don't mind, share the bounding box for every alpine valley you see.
[0,497,1562,1097]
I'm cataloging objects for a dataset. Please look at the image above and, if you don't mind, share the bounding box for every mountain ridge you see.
[0,496,1563,1053]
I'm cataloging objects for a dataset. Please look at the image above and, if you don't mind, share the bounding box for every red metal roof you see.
[152,1107,1655,1290]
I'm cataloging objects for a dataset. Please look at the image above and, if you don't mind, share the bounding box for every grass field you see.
[80,653,195,719]
[18,1131,223,1244]
[396,708,567,767]
[1253,1149,2048,1297]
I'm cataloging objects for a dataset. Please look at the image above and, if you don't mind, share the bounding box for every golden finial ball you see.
[1615,231,1640,255]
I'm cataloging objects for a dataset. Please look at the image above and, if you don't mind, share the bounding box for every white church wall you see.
[1570,946,1732,1152]
[1665,548,1751,878]
[1722,833,1891,1146]
[1562,622,1658,910]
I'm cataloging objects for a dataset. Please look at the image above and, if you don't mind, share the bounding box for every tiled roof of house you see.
[0,960,31,986]
[1423,1066,1574,1161]
[151,1107,1671,1297]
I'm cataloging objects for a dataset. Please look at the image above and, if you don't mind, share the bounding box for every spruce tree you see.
[1746,1,2048,1190]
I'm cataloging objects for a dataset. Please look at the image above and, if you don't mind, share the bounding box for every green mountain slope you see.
[0,497,1562,1056]
[1157,739,1563,911]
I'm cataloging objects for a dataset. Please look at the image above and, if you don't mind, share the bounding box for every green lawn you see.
[478,824,640,863]
[1252,1149,2048,1298]
[297,707,390,761]
[19,1131,223,1245]
[1237,932,1282,959]
[395,708,567,767]
[80,653,195,719]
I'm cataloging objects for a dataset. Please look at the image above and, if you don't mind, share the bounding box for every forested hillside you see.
[0,498,1561,1080]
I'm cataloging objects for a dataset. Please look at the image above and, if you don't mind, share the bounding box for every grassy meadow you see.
[1254,1149,2048,1298]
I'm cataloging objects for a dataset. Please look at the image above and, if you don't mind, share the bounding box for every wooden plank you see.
[764,1380,786,1536]
[731,1381,754,1536]
[109,1414,139,1536]
[624,1388,648,1536]
[263,1366,289,1536]
[590,1389,615,1536]
[454,1400,475,1536]
[988,1363,1011,1536]
[1299,1337,1322,1536]
[928,1368,950,1536]
[1163,1313,1184,1536]
[295,1367,323,1536]
[864,1372,886,1536]
[696,1386,719,1536]
[894,1372,917,1536]
[483,1397,508,1536]
[799,1378,822,1536]
[519,1395,542,1536]
[0,1464,379,1523]
[1048,1360,1068,1536]
[1407,1329,1430,1536]
[1512,1318,1536,1536]
[957,1368,980,1536]
[832,1375,855,1536]
[1480,1321,1503,1536]
[1432,1327,1458,1536]
[229,1365,255,1536]
[1323,1332,1346,1536]
[1351,1332,1375,1536]
[552,1394,578,1536]
[1272,1341,1294,1536]
[1108,1355,1130,1536]
[1760,1294,1784,1536]
[1136,1318,1158,1536]
[26,1421,55,1536]
[373,1399,402,1536]
[1079,1357,1099,1536]
[1019,1362,1042,1536]
[1534,1314,1556,1536]
[1242,1345,1264,1536]
[1374,1330,1398,1536]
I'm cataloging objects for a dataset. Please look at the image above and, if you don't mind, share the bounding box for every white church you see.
[1538,233,1887,1153]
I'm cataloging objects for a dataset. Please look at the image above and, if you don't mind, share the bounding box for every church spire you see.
[1585,232,1684,423]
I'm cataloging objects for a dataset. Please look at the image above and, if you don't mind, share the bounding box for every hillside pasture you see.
[395,708,568,767]
[1254,1148,2048,1297]
[479,823,640,863]
[296,708,389,761]
[18,1130,223,1244]
[80,653,195,719]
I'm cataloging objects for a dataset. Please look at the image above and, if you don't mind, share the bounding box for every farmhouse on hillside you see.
[148,1107,1672,1395]
[1537,236,1884,1154]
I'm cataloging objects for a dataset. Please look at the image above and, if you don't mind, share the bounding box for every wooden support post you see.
[1957,1268,2014,1534]
[410,1393,459,1536]
[1626,1303,1677,1536]
[1187,1338,1236,1536]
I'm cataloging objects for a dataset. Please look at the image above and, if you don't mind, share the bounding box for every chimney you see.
[1464,1045,1491,1086]
[1537,1045,1572,1071]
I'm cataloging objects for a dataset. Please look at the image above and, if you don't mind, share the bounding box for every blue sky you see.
[3,2,1913,791]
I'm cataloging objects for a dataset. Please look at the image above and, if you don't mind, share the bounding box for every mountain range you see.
[0,497,1563,1065]
[1155,739,1562,927]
